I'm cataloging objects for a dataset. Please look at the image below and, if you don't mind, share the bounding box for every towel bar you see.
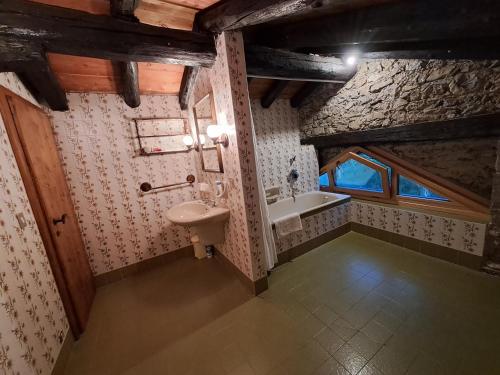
[140,175,195,192]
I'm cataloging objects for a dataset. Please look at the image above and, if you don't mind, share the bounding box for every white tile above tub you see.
[406,211,424,240]
[461,221,486,256]
[440,217,460,250]
[390,207,409,235]
[422,214,442,245]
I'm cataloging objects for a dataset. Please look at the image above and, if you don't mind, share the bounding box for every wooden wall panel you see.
[164,0,219,9]
[138,63,184,94]
[29,0,222,95]
[28,0,109,14]
[136,0,197,30]
[47,54,182,94]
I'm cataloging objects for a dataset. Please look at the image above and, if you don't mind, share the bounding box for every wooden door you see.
[0,87,94,337]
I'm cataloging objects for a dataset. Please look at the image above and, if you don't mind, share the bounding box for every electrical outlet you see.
[16,213,27,230]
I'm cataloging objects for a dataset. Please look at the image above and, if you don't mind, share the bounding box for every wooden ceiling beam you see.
[0,41,68,110]
[0,0,216,67]
[261,80,288,108]
[245,45,356,82]
[119,60,140,108]
[290,82,322,108]
[110,0,141,108]
[111,0,141,17]
[197,0,370,33]
[302,113,500,149]
[244,0,500,59]
[178,66,199,110]
[178,18,201,110]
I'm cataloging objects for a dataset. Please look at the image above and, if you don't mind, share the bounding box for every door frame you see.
[0,86,84,337]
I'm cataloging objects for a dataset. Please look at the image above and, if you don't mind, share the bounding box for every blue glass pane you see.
[319,172,330,187]
[398,175,448,201]
[358,152,392,185]
[334,158,383,192]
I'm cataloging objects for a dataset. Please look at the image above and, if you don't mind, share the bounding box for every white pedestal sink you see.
[166,201,230,245]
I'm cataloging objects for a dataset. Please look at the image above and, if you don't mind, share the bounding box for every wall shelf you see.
[133,117,190,156]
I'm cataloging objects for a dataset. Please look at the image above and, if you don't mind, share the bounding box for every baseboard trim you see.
[51,329,74,375]
[351,222,483,270]
[276,223,351,266]
[94,245,194,287]
[213,248,268,295]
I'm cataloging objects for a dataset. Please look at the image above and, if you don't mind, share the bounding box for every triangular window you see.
[398,175,448,201]
[335,158,383,192]
[319,146,489,220]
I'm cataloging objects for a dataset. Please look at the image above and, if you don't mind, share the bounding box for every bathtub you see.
[268,191,352,259]
[268,191,351,223]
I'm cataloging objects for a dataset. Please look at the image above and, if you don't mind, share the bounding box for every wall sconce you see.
[206,124,229,147]
[183,135,200,151]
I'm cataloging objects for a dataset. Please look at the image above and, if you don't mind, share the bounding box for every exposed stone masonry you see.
[301,59,500,263]
[300,59,500,138]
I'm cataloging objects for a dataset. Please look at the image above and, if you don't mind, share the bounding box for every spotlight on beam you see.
[342,51,360,68]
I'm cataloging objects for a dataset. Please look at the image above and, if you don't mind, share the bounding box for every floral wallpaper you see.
[274,202,351,254]
[188,32,267,281]
[351,201,487,256]
[0,73,68,375]
[252,99,319,199]
[50,93,199,276]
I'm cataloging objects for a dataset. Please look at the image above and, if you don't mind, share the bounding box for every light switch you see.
[16,213,27,230]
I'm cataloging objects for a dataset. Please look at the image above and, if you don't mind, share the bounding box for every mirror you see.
[134,118,189,156]
[193,93,224,173]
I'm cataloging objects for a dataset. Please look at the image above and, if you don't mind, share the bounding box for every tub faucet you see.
[287,169,299,202]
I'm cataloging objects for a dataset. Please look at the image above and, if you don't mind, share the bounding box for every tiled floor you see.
[64,232,500,375]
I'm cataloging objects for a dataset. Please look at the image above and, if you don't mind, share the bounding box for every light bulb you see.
[199,135,206,145]
[183,135,194,146]
[345,54,358,67]
[206,124,222,140]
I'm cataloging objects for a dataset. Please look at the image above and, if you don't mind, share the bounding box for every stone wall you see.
[300,59,500,138]
[304,59,500,200]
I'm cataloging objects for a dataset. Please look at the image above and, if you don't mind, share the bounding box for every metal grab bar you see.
[140,174,195,192]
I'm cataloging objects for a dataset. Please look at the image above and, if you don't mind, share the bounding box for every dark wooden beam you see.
[197,0,382,32]
[178,18,201,111]
[0,0,215,67]
[245,0,500,59]
[356,40,500,60]
[245,45,355,82]
[0,41,68,110]
[119,61,140,108]
[290,82,322,108]
[110,0,141,108]
[111,0,140,17]
[261,80,288,108]
[301,113,500,149]
[179,66,199,110]
[18,58,68,111]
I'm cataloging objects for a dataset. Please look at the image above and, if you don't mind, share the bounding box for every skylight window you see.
[334,158,383,192]
[319,172,330,188]
[319,146,489,219]
[398,175,448,201]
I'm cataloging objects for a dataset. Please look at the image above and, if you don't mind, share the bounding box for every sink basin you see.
[167,201,230,245]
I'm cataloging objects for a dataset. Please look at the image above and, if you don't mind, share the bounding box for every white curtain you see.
[248,100,278,270]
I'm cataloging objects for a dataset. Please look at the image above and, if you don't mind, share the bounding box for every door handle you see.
[53,214,67,226]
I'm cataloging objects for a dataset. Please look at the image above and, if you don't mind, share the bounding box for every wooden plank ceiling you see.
[30,0,219,95]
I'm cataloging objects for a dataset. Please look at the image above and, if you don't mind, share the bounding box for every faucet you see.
[287,168,299,203]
